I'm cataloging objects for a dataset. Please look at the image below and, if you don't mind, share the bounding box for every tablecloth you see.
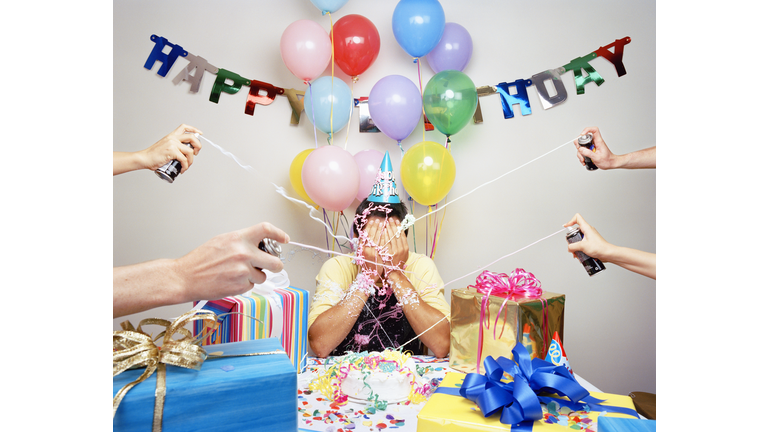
[297,356,603,432]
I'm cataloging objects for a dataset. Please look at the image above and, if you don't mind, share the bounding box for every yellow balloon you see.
[400,141,456,206]
[289,149,317,206]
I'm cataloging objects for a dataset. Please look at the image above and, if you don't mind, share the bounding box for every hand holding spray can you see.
[565,225,606,276]
[155,142,194,183]
[577,133,599,171]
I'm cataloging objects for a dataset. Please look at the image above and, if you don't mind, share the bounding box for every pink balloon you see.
[280,20,332,83]
[301,146,360,211]
[354,149,384,202]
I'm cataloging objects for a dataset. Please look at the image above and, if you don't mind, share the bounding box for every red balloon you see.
[332,14,380,78]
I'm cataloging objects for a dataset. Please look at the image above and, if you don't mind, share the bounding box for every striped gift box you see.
[193,285,309,374]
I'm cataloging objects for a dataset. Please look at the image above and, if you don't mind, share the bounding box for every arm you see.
[113,222,289,317]
[383,220,450,358]
[113,124,203,175]
[564,213,656,280]
[573,126,655,170]
[308,220,384,357]
[308,272,374,358]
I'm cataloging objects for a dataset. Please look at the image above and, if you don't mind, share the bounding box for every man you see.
[308,152,450,358]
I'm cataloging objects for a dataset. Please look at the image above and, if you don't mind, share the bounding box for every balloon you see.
[400,141,456,206]
[422,70,478,138]
[310,0,349,14]
[280,20,332,83]
[425,22,473,73]
[332,14,381,78]
[301,146,360,211]
[289,149,317,206]
[306,76,353,135]
[354,149,384,202]
[367,75,423,143]
[392,0,446,58]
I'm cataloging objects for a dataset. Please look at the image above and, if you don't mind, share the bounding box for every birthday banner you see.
[143,34,631,131]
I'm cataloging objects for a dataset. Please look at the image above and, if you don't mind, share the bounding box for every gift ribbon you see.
[113,309,286,432]
[469,269,547,373]
[247,269,289,339]
[450,343,638,431]
[193,270,289,340]
[113,309,218,431]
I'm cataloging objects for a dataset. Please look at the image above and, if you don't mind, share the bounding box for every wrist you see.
[609,153,627,170]
[594,243,619,263]
[165,258,190,303]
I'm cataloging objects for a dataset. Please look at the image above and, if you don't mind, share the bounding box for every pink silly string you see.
[468,269,544,373]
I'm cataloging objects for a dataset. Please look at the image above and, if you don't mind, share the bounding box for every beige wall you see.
[113,0,656,395]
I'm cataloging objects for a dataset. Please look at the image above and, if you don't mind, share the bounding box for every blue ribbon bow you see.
[457,343,637,431]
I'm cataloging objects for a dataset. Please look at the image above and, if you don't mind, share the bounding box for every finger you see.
[564,213,579,228]
[174,147,191,173]
[251,252,284,274]
[176,124,203,136]
[180,134,203,154]
[581,126,597,136]
[246,265,267,285]
[240,222,290,245]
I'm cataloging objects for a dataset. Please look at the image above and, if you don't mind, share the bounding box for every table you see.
[297,356,602,432]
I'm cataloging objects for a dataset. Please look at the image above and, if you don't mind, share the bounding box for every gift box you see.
[418,372,636,431]
[193,271,309,373]
[449,270,565,374]
[113,337,297,432]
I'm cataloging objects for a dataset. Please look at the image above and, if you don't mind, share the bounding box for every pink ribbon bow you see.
[469,269,546,373]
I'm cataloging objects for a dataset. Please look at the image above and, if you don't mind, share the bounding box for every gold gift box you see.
[449,288,565,374]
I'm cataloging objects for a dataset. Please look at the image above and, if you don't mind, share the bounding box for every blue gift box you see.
[113,338,297,432]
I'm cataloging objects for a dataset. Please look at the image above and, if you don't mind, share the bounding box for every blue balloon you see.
[306,76,353,135]
[310,0,349,14]
[392,0,446,58]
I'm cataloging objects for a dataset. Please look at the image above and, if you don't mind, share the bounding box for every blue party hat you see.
[368,151,400,204]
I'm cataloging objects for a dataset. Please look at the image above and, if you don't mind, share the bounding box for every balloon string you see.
[409,198,417,254]
[322,208,331,255]
[434,198,448,259]
[417,58,426,142]
[411,137,578,226]
[309,82,318,149]
[345,80,354,151]
[429,202,443,259]
[327,11,335,146]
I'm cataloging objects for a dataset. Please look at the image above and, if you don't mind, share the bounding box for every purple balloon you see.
[367,75,423,143]
[425,22,473,73]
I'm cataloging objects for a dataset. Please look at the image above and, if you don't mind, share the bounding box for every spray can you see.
[577,133,599,171]
[255,238,282,270]
[155,142,194,183]
[565,225,606,276]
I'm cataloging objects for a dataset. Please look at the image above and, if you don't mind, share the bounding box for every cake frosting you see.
[309,349,436,408]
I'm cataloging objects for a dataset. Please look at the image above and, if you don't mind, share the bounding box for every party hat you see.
[544,331,573,375]
[368,151,400,204]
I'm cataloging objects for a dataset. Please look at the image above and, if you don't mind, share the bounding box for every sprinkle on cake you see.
[309,349,437,410]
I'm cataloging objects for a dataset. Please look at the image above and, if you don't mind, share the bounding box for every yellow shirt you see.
[308,252,450,329]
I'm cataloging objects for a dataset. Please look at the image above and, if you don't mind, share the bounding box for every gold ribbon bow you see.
[113,309,219,432]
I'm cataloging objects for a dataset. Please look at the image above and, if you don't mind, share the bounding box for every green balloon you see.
[422,70,478,137]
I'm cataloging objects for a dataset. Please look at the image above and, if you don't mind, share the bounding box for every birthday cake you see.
[310,349,436,407]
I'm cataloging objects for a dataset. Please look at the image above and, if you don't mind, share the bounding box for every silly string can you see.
[565,225,606,276]
[155,142,194,183]
[255,238,282,271]
[577,133,599,171]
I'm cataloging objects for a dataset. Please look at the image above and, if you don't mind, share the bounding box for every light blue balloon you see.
[310,0,349,14]
[392,0,446,58]
[306,76,353,135]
